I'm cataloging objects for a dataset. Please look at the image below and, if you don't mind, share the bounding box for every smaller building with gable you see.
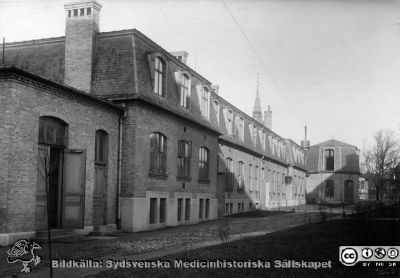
[306,139,360,204]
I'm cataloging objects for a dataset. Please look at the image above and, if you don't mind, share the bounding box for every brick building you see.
[306,139,360,204]
[0,0,306,245]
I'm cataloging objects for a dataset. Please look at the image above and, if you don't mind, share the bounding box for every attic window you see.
[80,8,85,16]
[87,8,91,15]
[73,9,78,17]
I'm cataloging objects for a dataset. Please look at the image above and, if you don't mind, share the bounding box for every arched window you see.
[180,74,191,108]
[154,57,166,96]
[38,116,68,147]
[199,147,209,181]
[95,130,108,164]
[225,158,234,192]
[325,149,334,171]
[150,132,167,175]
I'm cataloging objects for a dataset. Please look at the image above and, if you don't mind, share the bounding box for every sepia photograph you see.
[0,0,399,277]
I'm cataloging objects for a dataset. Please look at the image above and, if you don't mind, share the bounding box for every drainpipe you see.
[259,156,264,207]
[116,105,127,230]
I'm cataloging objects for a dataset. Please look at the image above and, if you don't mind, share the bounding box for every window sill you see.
[198,179,211,184]
[148,172,168,180]
[177,177,192,182]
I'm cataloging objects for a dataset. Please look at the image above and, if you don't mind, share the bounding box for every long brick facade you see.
[0,0,308,245]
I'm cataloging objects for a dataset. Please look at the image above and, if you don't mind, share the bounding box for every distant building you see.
[306,139,360,204]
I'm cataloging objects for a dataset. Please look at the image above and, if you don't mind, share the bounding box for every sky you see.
[1,0,400,150]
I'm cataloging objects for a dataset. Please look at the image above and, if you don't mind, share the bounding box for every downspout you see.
[117,106,127,230]
[259,156,264,207]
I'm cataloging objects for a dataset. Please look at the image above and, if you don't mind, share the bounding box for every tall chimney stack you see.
[264,105,272,130]
[301,125,310,150]
[64,1,102,93]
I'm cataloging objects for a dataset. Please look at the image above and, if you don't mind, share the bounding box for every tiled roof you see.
[1,28,306,170]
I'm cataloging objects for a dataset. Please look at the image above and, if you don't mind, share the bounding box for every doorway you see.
[344,180,354,203]
[93,130,108,226]
[36,116,86,230]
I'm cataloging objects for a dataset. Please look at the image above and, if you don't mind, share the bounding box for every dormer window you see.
[154,56,166,96]
[213,100,220,124]
[249,124,257,146]
[260,130,266,150]
[226,110,234,135]
[325,149,334,171]
[180,74,191,108]
[235,116,244,141]
[200,87,210,119]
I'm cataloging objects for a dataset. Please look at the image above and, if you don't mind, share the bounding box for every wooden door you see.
[62,149,86,228]
[344,180,354,203]
[93,164,106,226]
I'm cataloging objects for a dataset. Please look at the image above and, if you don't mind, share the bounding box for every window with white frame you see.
[237,161,245,192]
[180,74,191,108]
[149,132,167,175]
[213,100,220,124]
[198,147,209,181]
[177,140,191,179]
[154,57,165,96]
[225,158,234,192]
[200,87,210,119]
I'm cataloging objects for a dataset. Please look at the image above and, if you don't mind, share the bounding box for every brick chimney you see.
[64,1,102,93]
[171,51,188,64]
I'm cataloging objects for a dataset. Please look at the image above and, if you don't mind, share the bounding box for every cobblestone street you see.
[0,208,341,278]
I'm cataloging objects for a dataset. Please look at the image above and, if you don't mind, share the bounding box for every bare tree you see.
[362,129,400,201]
[37,145,53,278]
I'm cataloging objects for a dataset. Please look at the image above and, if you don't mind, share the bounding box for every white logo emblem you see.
[387,248,399,259]
[6,239,42,273]
[374,247,386,259]
[341,248,358,266]
[361,248,373,259]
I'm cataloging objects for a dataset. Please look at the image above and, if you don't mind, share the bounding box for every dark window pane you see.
[205,199,210,218]
[177,198,183,221]
[185,198,191,220]
[199,199,204,219]
[160,198,166,223]
[149,198,157,224]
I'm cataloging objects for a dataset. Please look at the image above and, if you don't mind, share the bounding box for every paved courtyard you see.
[1,206,346,278]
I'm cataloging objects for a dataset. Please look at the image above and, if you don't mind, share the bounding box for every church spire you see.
[253,73,263,123]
